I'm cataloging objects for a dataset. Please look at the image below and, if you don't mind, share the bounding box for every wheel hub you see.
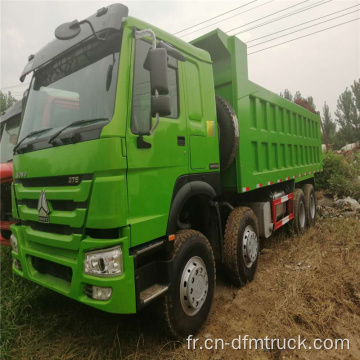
[299,201,306,228]
[310,194,316,219]
[242,225,258,268]
[180,256,208,316]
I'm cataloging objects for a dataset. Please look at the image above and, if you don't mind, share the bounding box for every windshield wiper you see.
[13,128,53,154]
[48,118,108,144]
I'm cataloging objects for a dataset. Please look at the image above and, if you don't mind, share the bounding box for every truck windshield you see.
[0,116,21,162]
[18,31,122,148]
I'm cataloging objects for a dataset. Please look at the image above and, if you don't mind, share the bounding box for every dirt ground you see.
[1,214,360,360]
[197,217,360,360]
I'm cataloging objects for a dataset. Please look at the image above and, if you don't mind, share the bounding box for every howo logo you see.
[37,191,50,223]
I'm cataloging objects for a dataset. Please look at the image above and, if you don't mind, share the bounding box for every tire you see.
[160,230,215,339]
[291,189,307,234]
[223,207,260,286]
[215,95,239,171]
[303,184,316,227]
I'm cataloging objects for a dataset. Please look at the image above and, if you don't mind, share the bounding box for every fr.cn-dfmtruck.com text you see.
[186,335,350,351]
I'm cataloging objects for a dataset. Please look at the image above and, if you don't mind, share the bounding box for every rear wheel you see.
[223,207,259,286]
[291,189,307,234]
[303,184,316,227]
[160,230,215,339]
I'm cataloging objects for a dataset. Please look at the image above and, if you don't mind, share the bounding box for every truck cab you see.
[11,3,322,339]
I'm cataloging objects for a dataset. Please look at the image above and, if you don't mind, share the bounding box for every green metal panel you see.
[87,175,128,229]
[182,50,220,175]
[123,18,219,248]
[192,29,322,193]
[190,135,207,169]
[124,20,189,248]
[185,61,203,121]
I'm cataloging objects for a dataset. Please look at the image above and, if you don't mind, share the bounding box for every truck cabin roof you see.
[19,3,128,82]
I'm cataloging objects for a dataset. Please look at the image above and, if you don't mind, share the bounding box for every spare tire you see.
[215,95,239,171]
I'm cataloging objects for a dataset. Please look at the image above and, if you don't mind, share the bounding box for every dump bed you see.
[192,29,322,194]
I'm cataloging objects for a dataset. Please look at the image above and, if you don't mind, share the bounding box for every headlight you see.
[84,246,123,277]
[84,285,112,300]
[10,234,18,253]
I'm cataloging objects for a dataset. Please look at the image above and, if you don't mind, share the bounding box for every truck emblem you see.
[37,191,50,223]
[16,172,27,178]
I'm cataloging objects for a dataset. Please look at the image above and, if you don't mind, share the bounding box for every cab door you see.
[126,38,188,247]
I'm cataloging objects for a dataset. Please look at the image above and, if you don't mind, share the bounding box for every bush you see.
[315,151,360,198]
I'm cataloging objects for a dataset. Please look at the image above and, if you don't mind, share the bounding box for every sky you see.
[1,0,359,118]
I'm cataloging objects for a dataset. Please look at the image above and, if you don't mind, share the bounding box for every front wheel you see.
[160,230,215,339]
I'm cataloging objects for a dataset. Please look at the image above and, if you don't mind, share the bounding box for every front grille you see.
[32,256,72,282]
[15,173,93,187]
[15,173,93,241]
[23,220,82,235]
[18,199,87,211]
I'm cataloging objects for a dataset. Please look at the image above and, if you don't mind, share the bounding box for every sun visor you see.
[20,3,128,82]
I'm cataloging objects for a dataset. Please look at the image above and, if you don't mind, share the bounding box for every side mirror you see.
[134,28,172,143]
[151,96,171,118]
[148,48,171,118]
[149,48,169,96]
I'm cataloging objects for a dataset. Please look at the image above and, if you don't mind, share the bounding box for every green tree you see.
[280,89,316,113]
[280,89,293,101]
[294,91,302,101]
[335,80,360,144]
[306,96,316,111]
[0,90,17,113]
[322,102,336,144]
[351,78,360,129]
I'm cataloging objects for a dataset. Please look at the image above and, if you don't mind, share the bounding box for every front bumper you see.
[10,224,136,314]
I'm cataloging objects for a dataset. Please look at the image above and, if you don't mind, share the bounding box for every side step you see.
[140,284,169,304]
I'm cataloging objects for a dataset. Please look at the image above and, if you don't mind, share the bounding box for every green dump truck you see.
[11,4,322,339]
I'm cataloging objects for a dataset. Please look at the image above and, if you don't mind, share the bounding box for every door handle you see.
[177,136,185,146]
